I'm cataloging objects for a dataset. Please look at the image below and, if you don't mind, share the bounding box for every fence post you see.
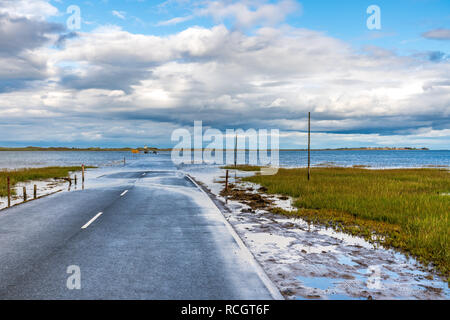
[23,187,27,202]
[225,170,229,192]
[82,164,85,183]
[74,175,77,185]
[7,176,11,207]
[34,184,37,199]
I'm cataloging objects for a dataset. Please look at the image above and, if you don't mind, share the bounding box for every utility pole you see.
[234,134,238,182]
[308,112,311,181]
[234,134,237,168]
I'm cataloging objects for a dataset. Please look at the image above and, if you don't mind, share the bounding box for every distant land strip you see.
[0,146,431,152]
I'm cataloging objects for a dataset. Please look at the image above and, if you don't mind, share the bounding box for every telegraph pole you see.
[308,112,311,181]
[234,134,237,167]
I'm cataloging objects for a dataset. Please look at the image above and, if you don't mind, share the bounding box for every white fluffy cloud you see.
[0,0,58,20]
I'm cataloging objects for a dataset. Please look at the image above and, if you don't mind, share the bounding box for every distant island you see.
[283,147,430,151]
[0,146,163,152]
[0,146,430,151]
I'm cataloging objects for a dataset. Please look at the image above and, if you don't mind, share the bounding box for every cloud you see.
[198,0,301,28]
[0,13,64,55]
[422,28,450,40]
[0,12,65,91]
[0,7,449,148]
[428,51,449,62]
[156,15,194,26]
[0,0,59,20]
[55,32,79,48]
[112,10,126,20]
[157,0,301,28]
[36,27,450,132]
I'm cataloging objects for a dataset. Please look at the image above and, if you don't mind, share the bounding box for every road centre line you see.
[81,212,103,229]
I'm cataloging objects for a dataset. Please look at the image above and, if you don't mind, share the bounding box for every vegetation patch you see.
[0,166,94,197]
[228,166,449,281]
[221,185,273,211]
[221,165,263,172]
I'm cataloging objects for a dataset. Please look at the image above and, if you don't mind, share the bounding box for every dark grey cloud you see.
[55,32,79,48]
[0,13,65,92]
[0,13,64,55]
[428,51,448,62]
[422,28,450,40]
[60,66,152,93]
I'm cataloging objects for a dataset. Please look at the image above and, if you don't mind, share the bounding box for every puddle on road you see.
[295,275,366,300]
[297,275,336,291]
[338,256,360,268]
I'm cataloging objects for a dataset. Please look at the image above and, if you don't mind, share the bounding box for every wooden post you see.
[234,134,237,168]
[225,170,229,192]
[7,176,11,208]
[23,187,27,202]
[74,175,77,185]
[34,184,37,199]
[308,112,311,181]
[82,164,85,183]
[124,157,126,165]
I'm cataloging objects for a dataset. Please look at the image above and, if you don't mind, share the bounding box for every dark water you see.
[279,150,449,168]
[0,150,448,169]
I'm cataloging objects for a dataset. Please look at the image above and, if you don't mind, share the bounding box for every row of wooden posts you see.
[3,158,129,208]
[5,177,39,207]
[4,164,87,208]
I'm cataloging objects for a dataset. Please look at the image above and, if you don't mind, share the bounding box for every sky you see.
[0,0,449,149]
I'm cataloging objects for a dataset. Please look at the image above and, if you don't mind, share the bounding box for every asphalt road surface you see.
[0,157,281,299]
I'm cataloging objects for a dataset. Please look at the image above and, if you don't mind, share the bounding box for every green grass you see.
[243,167,450,279]
[0,166,89,197]
[221,165,263,172]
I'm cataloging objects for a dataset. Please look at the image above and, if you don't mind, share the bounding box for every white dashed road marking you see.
[81,212,103,229]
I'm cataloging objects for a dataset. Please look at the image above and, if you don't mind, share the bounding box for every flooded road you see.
[1,153,448,300]
[0,157,279,299]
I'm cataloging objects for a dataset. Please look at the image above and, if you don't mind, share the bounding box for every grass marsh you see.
[239,166,449,280]
[0,166,88,197]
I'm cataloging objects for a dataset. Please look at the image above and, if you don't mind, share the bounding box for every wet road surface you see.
[0,157,280,299]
